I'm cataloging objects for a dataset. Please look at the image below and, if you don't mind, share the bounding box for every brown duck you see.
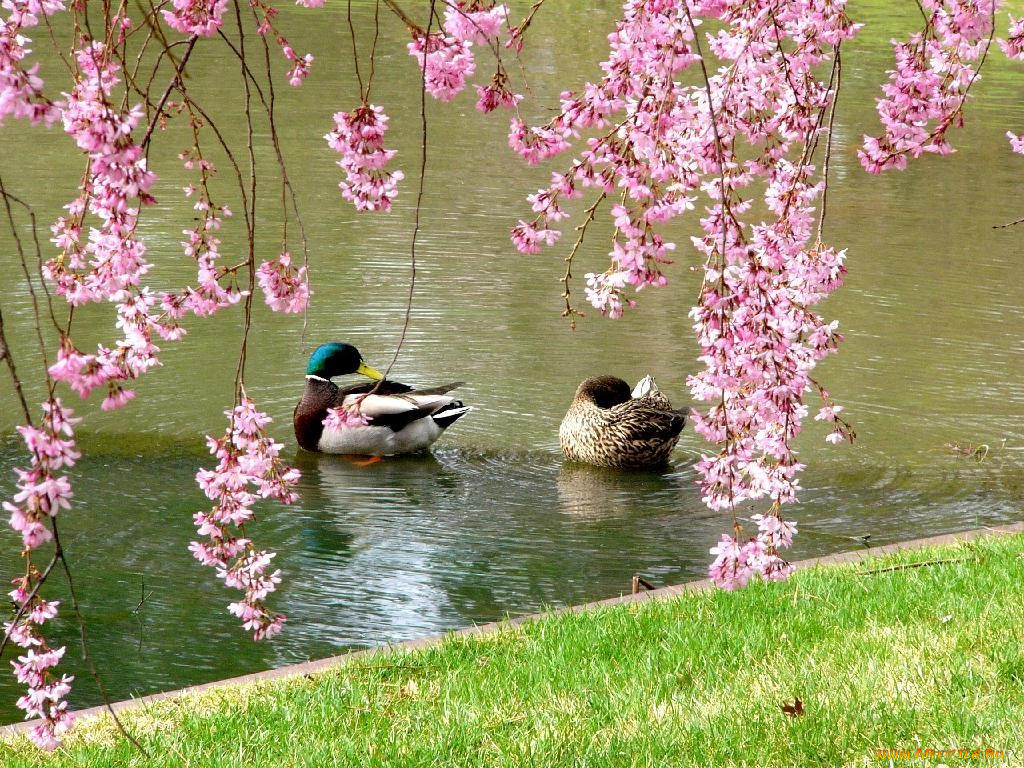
[559,375,687,469]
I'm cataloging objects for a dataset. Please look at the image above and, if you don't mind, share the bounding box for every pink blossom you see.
[510,220,561,254]
[159,151,243,321]
[6,399,78,551]
[407,30,476,102]
[475,71,522,113]
[1000,15,1024,59]
[751,512,797,550]
[43,40,167,409]
[814,404,843,422]
[100,386,136,411]
[162,0,228,37]
[584,271,635,319]
[508,0,860,583]
[508,118,571,165]
[191,398,299,639]
[281,45,313,87]
[708,534,756,590]
[444,2,508,45]
[1008,131,1024,155]
[325,103,404,212]
[860,1,994,173]
[257,252,310,313]
[323,405,370,430]
[0,0,65,126]
[4,567,74,750]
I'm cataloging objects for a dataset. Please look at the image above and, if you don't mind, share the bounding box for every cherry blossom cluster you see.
[323,403,370,431]
[7,571,73,750]
[162,0,228,37]
[405,2,511,103]
[1001,13,1024,58]
[707,513,798,590]
[249,0,317,87]
[407,30,476,102]
[326,103,405,212]
[0,0,64,125]
[508,0,860,585]
[192,398,300,640]
[508,0,703,310]
[1000,13,1024,153]
[282,45,314,87]
[475,64,522,113]
[257,252,310,313]
[159,147,243,324]
[860,0,996,173]
[327,2,517,212]
[45,40,177,411]
[3,399,80,747]
[2,0,318,749]
[5,399,79,554]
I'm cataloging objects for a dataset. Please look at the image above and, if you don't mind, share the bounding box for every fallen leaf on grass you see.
[780,698,804,717]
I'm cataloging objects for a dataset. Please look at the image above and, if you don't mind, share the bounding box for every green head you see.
[306,343,384,380]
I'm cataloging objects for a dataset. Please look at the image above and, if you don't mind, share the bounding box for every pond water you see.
[1,1,1024,724]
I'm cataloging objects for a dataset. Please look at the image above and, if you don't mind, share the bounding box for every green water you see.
[1,1,1023,723]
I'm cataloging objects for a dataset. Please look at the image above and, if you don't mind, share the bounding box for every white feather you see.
[318,400,465,455]
[631,374,658,399]
[341,392,458,418]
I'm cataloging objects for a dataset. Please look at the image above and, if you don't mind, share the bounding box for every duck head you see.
[306,343,384,381]
[573,376,632,409]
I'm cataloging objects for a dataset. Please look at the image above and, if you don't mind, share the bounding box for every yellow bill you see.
[357,361,384,381]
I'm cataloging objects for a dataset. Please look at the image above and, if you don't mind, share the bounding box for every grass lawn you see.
[2,532,1022,767]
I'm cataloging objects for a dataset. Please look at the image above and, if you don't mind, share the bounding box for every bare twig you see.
[380,0,418,30]
[0,554,58,659]
[232,0,258,393]
[140,34,197,149]
[0,305,32,423]
[381,0,437,380]
[560,193,606,328]
[51,521,150,755]
[816,46,842,244]
[859,557,968,576]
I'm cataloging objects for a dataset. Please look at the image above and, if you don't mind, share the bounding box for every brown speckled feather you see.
[559,375,686,469]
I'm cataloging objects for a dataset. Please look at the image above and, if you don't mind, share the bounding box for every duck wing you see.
[338,381,466,432]
[334,379,413,400]
[333,379,464,402]
[609,398,687,443]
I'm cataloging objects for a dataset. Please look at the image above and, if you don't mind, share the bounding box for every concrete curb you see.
[4,520,1023,736]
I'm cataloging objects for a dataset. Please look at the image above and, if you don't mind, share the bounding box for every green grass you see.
[3,533,1023,767]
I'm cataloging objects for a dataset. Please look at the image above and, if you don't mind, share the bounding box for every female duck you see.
[294,343,470,455]
[559,375,686,469]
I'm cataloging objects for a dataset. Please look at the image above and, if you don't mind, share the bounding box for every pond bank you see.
[3,521,1022,765]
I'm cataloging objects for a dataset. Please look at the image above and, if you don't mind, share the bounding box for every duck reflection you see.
[282,451,468,644]
[556,462,682,519]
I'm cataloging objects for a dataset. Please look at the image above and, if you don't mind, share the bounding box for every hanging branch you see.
[381,0,437,379]
[51,521,150,755]
[816,46,842,245]
[0,305,32,422]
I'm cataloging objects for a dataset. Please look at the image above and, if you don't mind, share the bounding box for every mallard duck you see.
[559,375,686,469]
[294,342,471,455]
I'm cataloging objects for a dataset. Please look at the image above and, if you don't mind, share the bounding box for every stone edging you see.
[4,520,1023,736]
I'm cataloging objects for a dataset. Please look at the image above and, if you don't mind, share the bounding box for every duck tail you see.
[431,402,472,429]
[412,381,465,396]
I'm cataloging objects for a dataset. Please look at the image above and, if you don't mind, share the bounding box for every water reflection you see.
[556,463,686,519]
